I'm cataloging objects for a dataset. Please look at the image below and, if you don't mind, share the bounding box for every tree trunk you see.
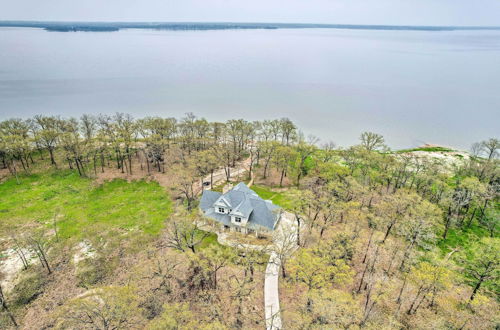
[144,150,150,174]
[7,160,20,185]
[14,248,29,270]
[466,207,477,227]
[48,147,57,167]
[35,243,51,274]
[469,277,484,302]
[263,157,271,179]
[478,199,489,223]
[281,262,287,279]
[407,285,424,315]
[412,292,428,315]
[128,152,133,175]
[74,158,82,176]
[382,222,394,243]
[0,285,18,328]
[93,154,98,176]
[122,155,128,174]
[443,206,453,239]
[362,229,374,264]
[396,273,408,305]
[357,262,369,293]
[100,151,105,173]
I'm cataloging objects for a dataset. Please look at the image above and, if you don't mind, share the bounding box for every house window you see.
[235,217,242,223]
[218,207,225,213]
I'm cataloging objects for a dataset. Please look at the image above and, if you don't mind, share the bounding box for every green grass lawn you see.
[197,230,219,250]
[437,223,491,253]
[0,171,172,242]
[396,146,455,153]
[251,185,292,209]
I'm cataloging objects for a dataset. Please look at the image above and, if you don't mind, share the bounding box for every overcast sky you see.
[2,0,500,26]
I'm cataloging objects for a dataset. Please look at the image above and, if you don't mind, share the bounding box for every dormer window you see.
[218,207,225,213]
[235,217,242,223]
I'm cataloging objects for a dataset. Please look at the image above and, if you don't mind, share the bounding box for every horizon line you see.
[1,20,500,30]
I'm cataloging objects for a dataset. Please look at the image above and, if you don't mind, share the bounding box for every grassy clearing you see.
[437,223,491,253]
[0,170,172,243]
[397,146,455,153]
[197,230,219,250]
[251,185,292,209]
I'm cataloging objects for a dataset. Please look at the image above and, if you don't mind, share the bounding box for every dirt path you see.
[197,157,252,195]
[91,153,250,196]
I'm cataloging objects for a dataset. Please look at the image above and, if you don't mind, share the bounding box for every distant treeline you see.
[1,21,500,33]
[45,26,120,32]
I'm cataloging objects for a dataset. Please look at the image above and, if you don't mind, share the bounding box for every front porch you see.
[221,223,256,236]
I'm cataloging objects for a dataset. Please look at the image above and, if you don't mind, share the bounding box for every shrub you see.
[76,256,116,288]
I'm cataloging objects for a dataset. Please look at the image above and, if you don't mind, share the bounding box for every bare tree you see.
[269,224,298,278]
[360,131,385,151]
[26,232,51,274]
[163,211,209,253]
[481,138,499,160]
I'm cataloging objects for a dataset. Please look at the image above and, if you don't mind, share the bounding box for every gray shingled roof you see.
[199,183,281,230]
[232,182,258,195]
[200,190,222,211]
[232,198,254,219]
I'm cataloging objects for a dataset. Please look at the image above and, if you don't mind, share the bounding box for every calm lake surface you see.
[0,27,499,148]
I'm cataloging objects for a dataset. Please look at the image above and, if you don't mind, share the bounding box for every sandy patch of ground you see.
[405,150,469,171]
[73,241,97,265]
[0,248,36,292]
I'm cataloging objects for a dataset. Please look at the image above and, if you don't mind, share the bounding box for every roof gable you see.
[230,198,253,218]
[214,195,232,208]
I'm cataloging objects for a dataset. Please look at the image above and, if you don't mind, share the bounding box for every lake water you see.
[0,27,499,149]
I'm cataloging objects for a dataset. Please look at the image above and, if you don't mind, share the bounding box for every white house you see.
[200,183,281,236]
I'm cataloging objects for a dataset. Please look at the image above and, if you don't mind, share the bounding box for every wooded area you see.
[0,113,498,329]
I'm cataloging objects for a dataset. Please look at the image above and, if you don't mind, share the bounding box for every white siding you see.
[231,215,248,226]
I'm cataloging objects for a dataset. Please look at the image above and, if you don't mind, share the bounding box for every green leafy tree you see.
[291,140,317,187]
[374,190,420,243]
[398,200,441,271]
[273,145,296,187]
[33,115,61,166]
[406,261,452,315]
[306,288,362,328]
[288,249,352,291]
[458,238,499,301]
